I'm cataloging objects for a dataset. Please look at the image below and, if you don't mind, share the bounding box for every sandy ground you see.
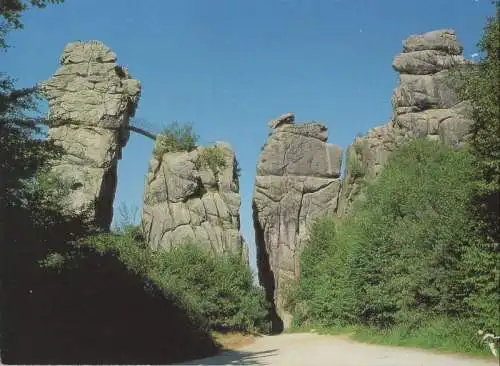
[180,332,498,366]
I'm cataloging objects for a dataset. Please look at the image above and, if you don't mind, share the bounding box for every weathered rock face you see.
[253,113,343,330]
[42,41,141,228]
[337,123,397,216]
[392,29,473,145]
[338,29,473,216]
[142,142,247,259]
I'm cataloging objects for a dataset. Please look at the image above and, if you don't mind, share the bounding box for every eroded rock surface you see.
[253,113,343,329]
[338,29,473,216]
[392,29,473,145]
[42,41,141,228]
[142,142,247,260]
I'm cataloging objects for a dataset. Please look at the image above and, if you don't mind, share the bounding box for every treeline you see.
[0,2,269,364]
[287,8,499,355]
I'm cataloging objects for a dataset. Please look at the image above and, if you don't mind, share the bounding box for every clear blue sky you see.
[2,0,495,273]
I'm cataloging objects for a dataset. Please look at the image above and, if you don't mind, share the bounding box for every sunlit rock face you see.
[252,113,343,330]
[42,41,141,229]
[338,29,473,216]
[142,142,248,261]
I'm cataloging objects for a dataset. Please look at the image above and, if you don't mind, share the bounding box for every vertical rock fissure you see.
[254,30,472,328]
[141,143,246,258]
[252,113,342,330]
[253,202,283,333]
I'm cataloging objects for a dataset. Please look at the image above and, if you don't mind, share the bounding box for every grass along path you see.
[285,322,497,360]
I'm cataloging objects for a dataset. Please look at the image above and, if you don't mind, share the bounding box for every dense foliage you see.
[290,8,499,355]
[290,139,499,351]
[85,226,270,334]
[450,6,500,281]
[0,3,263,363]
[452,4,500,194]
[195,145,228,175]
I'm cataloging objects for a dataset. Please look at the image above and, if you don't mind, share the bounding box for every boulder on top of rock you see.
[402,29,463,55]
[268,112,295,129]
[393,49,466,75]
[391,29,473,143]
[337,29,473,217]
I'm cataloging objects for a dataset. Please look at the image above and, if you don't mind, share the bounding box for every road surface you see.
[181,332,498,366]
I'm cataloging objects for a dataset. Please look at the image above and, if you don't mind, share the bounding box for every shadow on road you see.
[181,348,278,365]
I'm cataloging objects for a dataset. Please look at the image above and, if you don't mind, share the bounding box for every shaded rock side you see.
[142,142,246,260]
[252,114,343,329]
[338,29,473,216]
[337,123,397,216]
[41,41,141,229]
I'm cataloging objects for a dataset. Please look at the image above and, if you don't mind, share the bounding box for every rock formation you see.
[338,29,473,216]
[337,124,397,215]
[41,41,141,229]
[252,113,343,330]
[142,142,247,259]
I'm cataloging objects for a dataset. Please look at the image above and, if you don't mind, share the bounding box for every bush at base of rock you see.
[288,139,499,338]
[84,226,271,334]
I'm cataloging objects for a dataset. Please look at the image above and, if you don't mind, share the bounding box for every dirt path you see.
[181,333,497,366]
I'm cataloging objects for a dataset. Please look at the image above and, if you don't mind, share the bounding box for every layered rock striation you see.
[252,113,343,330]
[42,41,141,228]
[338,29,473,216]
[391,29,473,145]
[142,142,247,260]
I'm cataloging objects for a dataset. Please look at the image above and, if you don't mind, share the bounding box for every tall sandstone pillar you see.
[337,29,473,216]
[42,41,141,229]
[252,113,343,330]
[141,142,248,261]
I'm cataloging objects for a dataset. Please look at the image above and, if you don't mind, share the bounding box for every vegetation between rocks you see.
[153,121,199,156]
[0,4,268,363]
[287,9,499,357]
[2,0,499,363]
[288,139,499,356]
[83,226,271,334]
[195,145,228,175]
[153,122,229,176]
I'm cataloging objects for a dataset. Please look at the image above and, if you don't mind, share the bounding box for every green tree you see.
[448,5,500,332]
[1,0,64,49]
[450,3,500,244]
[1,3,220,363]
[292,139,499,336]
[85,231,271,334]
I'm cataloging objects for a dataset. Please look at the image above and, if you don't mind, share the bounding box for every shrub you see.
[151,243,270,333]
[83,231,270,334]
[292,139,499,338]
[449,8,500,194]
[195,146,227,175]
[153,122,198,157]
[347,149,365,180]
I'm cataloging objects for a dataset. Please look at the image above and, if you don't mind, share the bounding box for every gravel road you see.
[180,332,498,366]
